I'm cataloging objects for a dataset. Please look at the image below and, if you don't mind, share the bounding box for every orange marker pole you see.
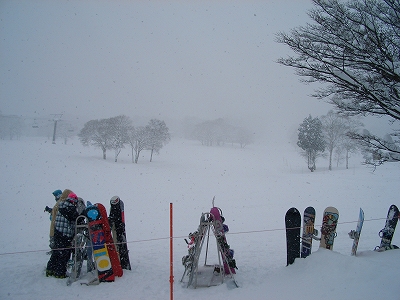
[169,203,174,300]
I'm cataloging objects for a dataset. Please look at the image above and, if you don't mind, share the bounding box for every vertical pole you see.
[52,120,58,144]
[169,203,174,300]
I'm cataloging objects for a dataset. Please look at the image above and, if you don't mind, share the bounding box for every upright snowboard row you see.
[67,198,131,285]
[285,206,339,266]
[286,204,399,266]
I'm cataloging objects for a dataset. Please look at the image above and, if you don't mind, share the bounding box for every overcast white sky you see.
[1,0,335,138]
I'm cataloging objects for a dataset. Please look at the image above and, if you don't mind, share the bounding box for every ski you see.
[209,206,238,288]
[67,215,98,286]
[181,213,210,287]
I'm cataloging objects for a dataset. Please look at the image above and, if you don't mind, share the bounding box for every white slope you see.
[0,137,399,300]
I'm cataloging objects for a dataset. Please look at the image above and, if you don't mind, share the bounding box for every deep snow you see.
[0,136,399,300]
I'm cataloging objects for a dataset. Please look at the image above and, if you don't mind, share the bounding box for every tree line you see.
[78,115,170,163]
[277,0,400,169]
[297,111,362,172]
[189,118,253,148]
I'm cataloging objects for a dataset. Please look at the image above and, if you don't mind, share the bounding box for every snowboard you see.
[109,197,131,270]
[209,206,238,287]
[285,207,301,265]
[348,208,364,256]
[301,206,316,258]
[86,203,123,282]
[375,204,399,251]
[319,207,339,250]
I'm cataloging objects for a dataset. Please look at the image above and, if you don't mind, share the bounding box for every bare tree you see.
[321,111,348,170]
[127,126,148,163]
[341,117,363,168]
[276,0,400,164]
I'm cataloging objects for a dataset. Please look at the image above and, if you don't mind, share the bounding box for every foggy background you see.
[1,0,358,143]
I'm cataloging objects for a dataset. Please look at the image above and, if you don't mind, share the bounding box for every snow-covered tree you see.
[146,119,170,162]
[79,119,112,160]
[277,0,400,165]
[0,114,24,140]
[127,126,148,164]
[107,115,132,162]
[297,115,326,172]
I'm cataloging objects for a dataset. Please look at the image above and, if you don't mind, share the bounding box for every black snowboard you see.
[285,207,301,266]
[109,197,131,270]
[376,204,399,251]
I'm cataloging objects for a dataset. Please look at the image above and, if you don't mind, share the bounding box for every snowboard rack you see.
[67,215,99,286]
[181,210,239,288]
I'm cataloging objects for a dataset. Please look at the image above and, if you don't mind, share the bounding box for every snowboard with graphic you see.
[375,204,399,251]
[319,207,339,250]
[86,203,123,282]
[348,208,364,256]
[285,207,301,265]
[109,197,131,270]
[301,206,316,258]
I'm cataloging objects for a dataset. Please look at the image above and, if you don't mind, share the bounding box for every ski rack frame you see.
[181,211,238,288]
[67,215,99,286]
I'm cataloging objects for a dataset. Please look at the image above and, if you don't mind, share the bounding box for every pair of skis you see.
[285,206,339,266]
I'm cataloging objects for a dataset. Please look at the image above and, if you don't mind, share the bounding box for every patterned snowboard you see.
[301,206,315,258]
[319,207,339,250]
[375,204,399,251]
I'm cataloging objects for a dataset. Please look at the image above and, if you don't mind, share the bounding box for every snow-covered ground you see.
[0,136,399,300]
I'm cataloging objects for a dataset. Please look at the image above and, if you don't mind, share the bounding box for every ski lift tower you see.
[51,114,63,144]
